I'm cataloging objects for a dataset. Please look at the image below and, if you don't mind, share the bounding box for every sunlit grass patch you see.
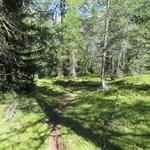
[0,74,149,150]
[36,79,64,92]
[0,93,49,150]
[58,74,150,150]
[61,126,100,150]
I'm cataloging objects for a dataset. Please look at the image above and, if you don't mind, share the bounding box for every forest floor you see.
[0,74,150,150]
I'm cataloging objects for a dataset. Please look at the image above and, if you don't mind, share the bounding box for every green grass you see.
[0,93,49,150]
[0,74,150,150]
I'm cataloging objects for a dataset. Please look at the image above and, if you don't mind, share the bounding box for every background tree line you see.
[0,0,149,91]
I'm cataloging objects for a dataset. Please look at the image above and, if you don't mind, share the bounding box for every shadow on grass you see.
[54,80,100,91]
[34,86,150,150]
[111,80,150,95]
[36,94,122,150]
[0,116,49,150]
[1,83,149,150]
[54,79,150,95]
[0,86,63,150]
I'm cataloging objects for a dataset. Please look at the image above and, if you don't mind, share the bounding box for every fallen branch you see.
[4,89,19,122]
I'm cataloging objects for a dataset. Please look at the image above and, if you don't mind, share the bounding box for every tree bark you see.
[57,0,66,77]
[57,67,64,77]
[116,44,123,77]
[70,50,77,78]
[100,0,111,90]
[60,0,66,23]
[110,53,115,80]
[57,59,64,77]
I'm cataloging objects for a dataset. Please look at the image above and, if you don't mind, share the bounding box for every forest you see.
[0,0,150,150]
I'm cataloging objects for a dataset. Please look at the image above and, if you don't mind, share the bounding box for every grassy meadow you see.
[0,74,150,150]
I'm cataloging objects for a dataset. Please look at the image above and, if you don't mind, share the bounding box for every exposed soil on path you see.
[48,90,71,150]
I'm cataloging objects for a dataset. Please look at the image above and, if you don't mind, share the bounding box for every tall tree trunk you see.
[116,45,123,78]
[110,54,115,80]
[60,0,66,23]
[57,56,64,77]
[70,50,77,78]
[116,39,126,77]
[57,67,64,77]
[100,0,111,90]
[57,0,66,77]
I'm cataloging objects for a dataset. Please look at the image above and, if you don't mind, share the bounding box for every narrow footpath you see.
[48,90,71,150]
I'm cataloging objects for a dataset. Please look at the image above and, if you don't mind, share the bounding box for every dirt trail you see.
[48,90,71,150]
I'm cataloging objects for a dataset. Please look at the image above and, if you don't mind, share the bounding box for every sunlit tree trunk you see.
[57,0,66,77]
[57,66,64,77]
[57,54,64,77]
[70,49,77,78]
[100,0,111,90]
[116,45,123,78]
